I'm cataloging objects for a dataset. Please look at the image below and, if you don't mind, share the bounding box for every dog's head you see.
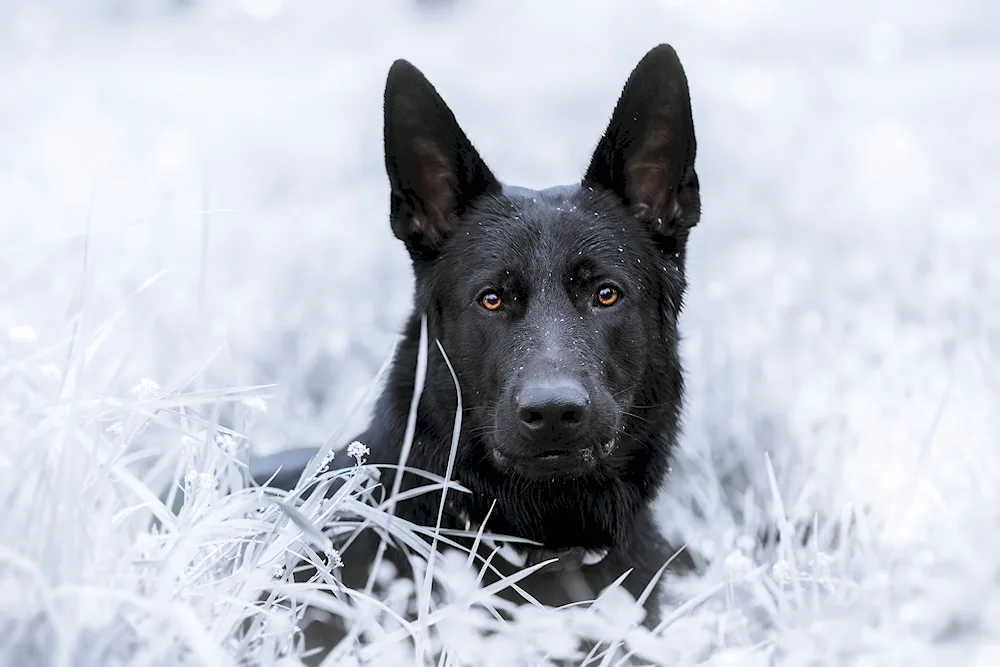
[384,45,699,489]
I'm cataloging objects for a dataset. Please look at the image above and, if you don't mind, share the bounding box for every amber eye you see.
[595,285,620,307]
[480,292,503,311]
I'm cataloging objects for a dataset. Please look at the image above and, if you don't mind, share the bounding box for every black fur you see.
[252,43,701,660]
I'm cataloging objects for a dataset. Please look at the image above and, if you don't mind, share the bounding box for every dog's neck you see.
[445,500,609,570]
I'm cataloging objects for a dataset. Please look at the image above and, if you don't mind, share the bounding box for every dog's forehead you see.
[492,183,634,247]
[453,182,642,264]
[496,182,603,231]
[441,183,659,293]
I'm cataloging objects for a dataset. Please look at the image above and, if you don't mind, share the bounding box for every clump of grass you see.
[0,310,316,666]
[1,287,996,667]
[0,310,689,667]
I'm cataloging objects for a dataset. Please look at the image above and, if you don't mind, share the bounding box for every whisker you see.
[621,410,657,426]
[626,396,683,410]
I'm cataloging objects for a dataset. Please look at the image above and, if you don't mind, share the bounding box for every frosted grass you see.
[1,0,997,665]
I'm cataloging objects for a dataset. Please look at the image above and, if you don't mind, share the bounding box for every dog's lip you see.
[491,440,615,462]
[492,446,590,462]
[536,449,582,460]
[490,442,612,477]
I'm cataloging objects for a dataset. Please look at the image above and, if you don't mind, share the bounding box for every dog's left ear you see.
[584,44,700,246]
[384,59,500,261]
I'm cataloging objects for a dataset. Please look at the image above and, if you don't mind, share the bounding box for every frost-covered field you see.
[1,0,998,665]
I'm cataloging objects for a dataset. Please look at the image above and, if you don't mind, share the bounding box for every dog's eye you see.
[595,286,620,307]
[480,292,503,311]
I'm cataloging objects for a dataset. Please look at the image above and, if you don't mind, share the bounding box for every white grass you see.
[1,0,998,665]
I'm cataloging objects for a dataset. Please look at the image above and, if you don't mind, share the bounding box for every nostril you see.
[519,408,544,428]
[561,409,582,425]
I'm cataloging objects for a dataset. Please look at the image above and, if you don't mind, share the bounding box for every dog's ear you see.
[384,59,500,260]
[584,44,700,246]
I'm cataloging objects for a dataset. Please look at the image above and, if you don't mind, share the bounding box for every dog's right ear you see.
[384,59,500,261]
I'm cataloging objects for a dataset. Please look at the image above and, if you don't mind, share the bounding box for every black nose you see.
[515,378,591,439]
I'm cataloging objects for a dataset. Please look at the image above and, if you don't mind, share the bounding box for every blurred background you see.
[0,0,996,547]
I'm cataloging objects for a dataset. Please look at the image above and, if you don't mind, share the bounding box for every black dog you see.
[251,43,700,658]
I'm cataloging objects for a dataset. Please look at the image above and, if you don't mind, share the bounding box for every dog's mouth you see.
[490,440,616,478]
[537,449,583,461]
